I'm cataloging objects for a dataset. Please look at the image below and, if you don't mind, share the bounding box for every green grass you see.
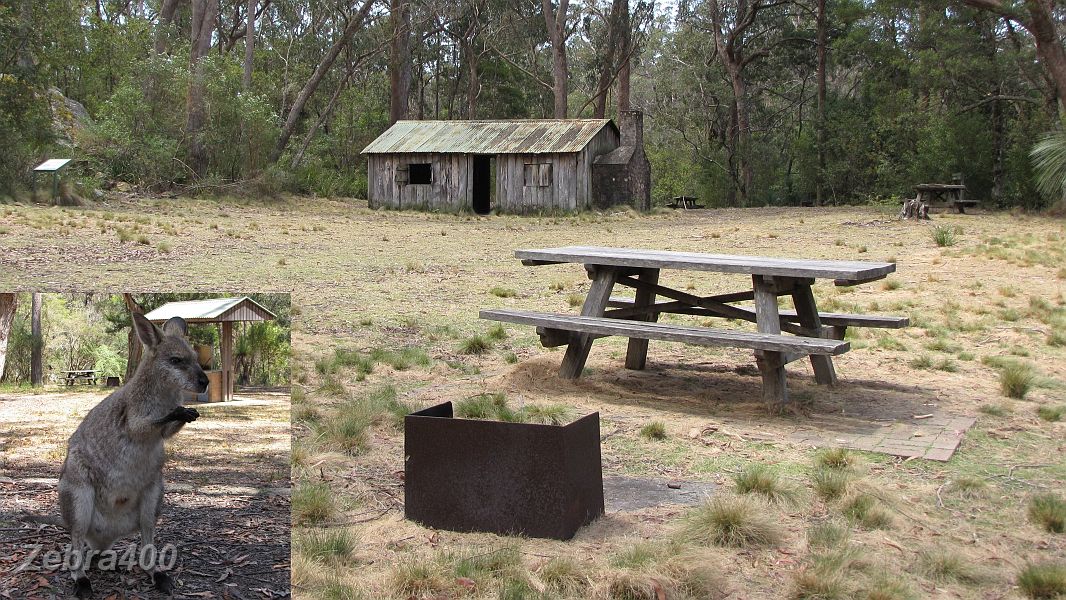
[948,476,989,499]
[882,278,902,291]
[293,481,335,525]
[733,464,800,506]
[537,556,588,595]
[908,354,933,370]
[490,286,516,298]
[840,493,893,530]
[1038,405,1065,422]
[486,323,508,341]
[521,403,573,425]
[567,293,584,307]
[1017,562,1066,599]
[455,392,510,419]
[640,421,668,441]
[806,521,849,549]
[932,225,957,247]
[318,408,370,454]
[676,495,783,548]
[1028,493,1066,533]
[978,403,1011,417]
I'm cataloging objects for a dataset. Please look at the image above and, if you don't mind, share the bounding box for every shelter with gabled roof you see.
[362,117,644,214]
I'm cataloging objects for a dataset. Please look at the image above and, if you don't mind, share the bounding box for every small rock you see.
[667,481,682,490]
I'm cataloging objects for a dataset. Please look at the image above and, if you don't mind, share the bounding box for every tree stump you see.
[899,197,929,220]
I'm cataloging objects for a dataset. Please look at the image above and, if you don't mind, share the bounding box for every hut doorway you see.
[472,155,494,215]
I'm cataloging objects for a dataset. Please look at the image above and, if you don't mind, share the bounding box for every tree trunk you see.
[465,39,480,119]
[185,0,218,178]
[30,293,42,386]
[542,0,570,118]
[617,0,632,113]
[815,0,826,206]
[123,294,144,380]
[270,0,374,163]
[0,293,16,381]
[153,0,182,55]
[389,0,411,124]
[593,0,625,118]
[244,0,256,176]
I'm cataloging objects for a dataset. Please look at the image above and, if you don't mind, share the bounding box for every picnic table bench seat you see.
[480,309,850,357]
[606,296,909,333]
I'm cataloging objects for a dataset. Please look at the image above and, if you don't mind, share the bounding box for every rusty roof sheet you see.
[362,119,616,154]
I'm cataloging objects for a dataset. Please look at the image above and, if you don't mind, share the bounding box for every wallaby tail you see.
[19,512,65,527]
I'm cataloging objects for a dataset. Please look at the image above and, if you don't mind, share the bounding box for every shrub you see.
[1028,493,1066,533]
[677,496,783,548]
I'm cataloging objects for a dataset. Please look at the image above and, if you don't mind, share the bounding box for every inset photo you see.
[0,293,291,598]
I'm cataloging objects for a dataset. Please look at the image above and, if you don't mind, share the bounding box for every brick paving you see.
[787,413,976,461]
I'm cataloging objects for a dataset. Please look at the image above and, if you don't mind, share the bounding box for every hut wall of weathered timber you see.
[368,152,472,211]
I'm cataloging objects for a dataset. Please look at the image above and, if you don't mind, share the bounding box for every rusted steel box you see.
[404,401,604,540]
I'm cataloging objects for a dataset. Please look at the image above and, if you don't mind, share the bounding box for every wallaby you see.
[32,313,208,598]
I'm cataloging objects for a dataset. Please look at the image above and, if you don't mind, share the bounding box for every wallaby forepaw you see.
[170,406,199,423]
[153,571,175,594]
[73,576,92,599]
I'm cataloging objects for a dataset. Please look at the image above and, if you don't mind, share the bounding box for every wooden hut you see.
[144,296,276,402]
[363,118,643,214]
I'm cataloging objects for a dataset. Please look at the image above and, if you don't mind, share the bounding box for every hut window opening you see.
[409,163,432,184]
[523,163,552,187]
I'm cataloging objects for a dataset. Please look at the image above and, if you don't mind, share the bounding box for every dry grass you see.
[734,463,801,506]
[1018,562,1066,599]
[676,495,784,548]
[1028,493,1066,533]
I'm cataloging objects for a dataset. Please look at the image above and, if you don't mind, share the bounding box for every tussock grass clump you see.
[734,464,800,506]
[948,476,989,499]
[908,354,933,370]
[932,225,957,247]
[490,286,517,298]
[1017,562,1066,599]
[1038,405,1065,422]
[293,481,335,525]
[1001,361,1036,399]
[815,447,856,470]
[456,392,510,419]
[567,293,584,307]
[603,547,729,600]
[812,468,851,501]
[916,547,984,585]
[790,547,866,599]
[369,346,432,371]
[318,408,370,454]
[486,322,508,341]
[861,573,918,600]
[882,279,902,291]
[806,521,849,549]
[840,493,893,530]
[294,528,355,562]
[639,421,667,441]
[460,334,492,355]
[1028,493,1066,533]
[677,495,783,548]
[1049,330,1066,347]
[538,556,589,595]
[521,403,573,425]
[391,559,449,597]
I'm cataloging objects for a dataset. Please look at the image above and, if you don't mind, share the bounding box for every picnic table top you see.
[63,369,97,375]
[516,246,896,281]
[914,183,966,191]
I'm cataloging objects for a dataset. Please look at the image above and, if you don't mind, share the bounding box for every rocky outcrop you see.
[47,86,91,148]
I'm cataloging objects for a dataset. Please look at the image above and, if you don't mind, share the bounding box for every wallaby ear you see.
[162,316,188,337]
[131,312,163,348]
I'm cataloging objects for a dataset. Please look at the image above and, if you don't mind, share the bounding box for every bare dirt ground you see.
[0,388,291,599]
[1,196,1064,598]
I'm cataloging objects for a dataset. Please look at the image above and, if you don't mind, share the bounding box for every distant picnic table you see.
[482,246,909,407]
[667,196,703,209]
[62,369,97,386]
[914,184,976,213]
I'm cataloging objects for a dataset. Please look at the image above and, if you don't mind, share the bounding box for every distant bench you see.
[666,196,704,209]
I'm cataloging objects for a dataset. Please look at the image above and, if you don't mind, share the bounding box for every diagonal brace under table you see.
[559,266,619,379]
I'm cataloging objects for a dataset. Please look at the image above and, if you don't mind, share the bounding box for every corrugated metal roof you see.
[362,119,616,154]
[144,297,276,324]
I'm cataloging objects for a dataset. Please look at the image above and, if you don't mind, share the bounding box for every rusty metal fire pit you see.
[404,401,604,540]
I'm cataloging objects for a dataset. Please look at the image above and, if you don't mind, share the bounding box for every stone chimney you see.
[619,110,644,148]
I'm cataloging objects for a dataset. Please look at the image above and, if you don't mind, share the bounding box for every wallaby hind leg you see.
[59,483,95,599]
[139,479,174,594]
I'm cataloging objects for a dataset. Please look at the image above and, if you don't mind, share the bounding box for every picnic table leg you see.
[624,267,660,370]
[791,283,837,385]
[752,275,788,406]
[559,266,618,379]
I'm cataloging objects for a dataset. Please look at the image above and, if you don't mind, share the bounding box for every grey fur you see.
[56,313,207,597]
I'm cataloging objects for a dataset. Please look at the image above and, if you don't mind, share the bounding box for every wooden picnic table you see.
[914,184,976,214]
[667,196,703,209]
[62,369,98,386]
[481,246,908,407]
